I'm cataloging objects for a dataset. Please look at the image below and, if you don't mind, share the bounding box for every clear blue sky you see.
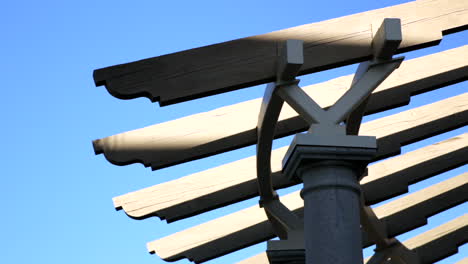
[1,0,466,263]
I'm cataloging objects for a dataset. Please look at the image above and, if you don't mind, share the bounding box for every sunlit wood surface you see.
[94,46,468,171]
[93,0,468,106]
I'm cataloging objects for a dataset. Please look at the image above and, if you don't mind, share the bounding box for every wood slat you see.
[404,214,467,264]
[113,95,468,221]
[93,0,468,106]
[366,214,468,264]
[239,214,468,264]
[147,163,467,262]
[368,173,467,246]
[93,45,468,170]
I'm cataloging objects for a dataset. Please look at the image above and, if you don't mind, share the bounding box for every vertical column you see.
[282,134,376,264]
[299,161,363,264]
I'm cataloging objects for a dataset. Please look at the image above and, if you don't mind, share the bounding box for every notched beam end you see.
[106,81,161,104]
[146,242,189,263]
[93,68,164,104]
[92,138,150,168]
[93,145,154,170]
[113,195,174,221]
[124,210,162,221]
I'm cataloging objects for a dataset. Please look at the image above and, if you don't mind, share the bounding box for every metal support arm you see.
[257,40,305,239]
[256,19,416,264]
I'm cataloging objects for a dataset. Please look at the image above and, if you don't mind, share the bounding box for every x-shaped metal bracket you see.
[256,19,413,263]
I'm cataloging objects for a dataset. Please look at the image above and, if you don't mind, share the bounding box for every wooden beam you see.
[113,95,468,221]
[241,214,468,264]
[368,173,467,247]
[146,169,467,262]
[93,46,468,170]
[370,214,467,264]
[93,0,468,106]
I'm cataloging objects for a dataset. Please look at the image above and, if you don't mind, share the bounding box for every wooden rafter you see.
[93,0,468,106]
[113,95,468,221]
[239,214,468,264]
[148,172,467,262]
[94,46,468,170]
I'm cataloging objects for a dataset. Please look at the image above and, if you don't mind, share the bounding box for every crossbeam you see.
[93,46,468,170]
[239,214,467,264]
[148,172,467,262]
[112,95,468,221]
[93,0,468,105]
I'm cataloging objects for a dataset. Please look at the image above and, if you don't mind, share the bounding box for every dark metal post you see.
[282,133,377,264]
[301,162,363,263]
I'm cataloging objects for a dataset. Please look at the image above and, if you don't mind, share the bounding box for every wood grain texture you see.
[93,0,468,106]
[93,46,468,170]
[146,165,467,262]
[240,214,468,264]
[112,95,468,222]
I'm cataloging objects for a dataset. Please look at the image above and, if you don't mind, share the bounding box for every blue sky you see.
[1,0,466,263]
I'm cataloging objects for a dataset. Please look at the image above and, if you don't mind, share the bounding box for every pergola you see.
[92,0,467,263]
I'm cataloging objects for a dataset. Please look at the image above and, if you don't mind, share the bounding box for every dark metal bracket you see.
[256,18,418,263]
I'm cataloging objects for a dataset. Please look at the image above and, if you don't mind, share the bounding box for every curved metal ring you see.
[256,82,303,239]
